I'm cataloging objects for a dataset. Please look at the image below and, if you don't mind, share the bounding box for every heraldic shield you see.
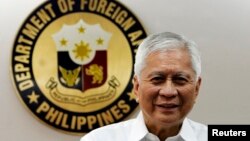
[53,20,112,92]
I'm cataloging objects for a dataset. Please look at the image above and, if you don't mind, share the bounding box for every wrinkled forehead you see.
[141,56,196,83]
[143,48,195,74]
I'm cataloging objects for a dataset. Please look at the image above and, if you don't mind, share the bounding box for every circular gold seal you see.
[11,0,147,134]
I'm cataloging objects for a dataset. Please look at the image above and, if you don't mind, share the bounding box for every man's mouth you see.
[157,103,179,109]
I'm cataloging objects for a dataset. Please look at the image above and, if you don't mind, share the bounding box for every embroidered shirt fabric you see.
[80,112,207,141]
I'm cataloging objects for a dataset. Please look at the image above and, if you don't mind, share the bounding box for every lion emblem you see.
[85,64,104,84]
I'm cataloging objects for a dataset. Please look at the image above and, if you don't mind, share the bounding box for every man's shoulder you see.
[81,119,136,141]
[186,118,207,131]
[93,118,135,132]
[185,118,208,141]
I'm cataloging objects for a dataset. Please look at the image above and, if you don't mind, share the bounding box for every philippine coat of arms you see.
[11,0,147,134]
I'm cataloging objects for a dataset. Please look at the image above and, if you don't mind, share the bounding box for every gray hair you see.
[134,32,201,80]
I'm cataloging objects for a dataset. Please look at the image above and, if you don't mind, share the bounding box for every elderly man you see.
[81,32,207,141]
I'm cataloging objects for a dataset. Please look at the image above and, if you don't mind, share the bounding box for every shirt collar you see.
[177,118,198,141]
[128,112,199,141]
[129,111,148,141]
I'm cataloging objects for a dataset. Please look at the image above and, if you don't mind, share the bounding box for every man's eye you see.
[174,77,188,85]
[150,76,165,84]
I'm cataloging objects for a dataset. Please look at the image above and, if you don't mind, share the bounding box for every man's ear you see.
[195,77,202,97]
[133,75,139,98]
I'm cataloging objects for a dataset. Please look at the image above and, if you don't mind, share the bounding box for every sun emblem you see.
[73,40,92,61]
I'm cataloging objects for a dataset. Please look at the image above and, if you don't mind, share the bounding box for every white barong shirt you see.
[81,112,207,141]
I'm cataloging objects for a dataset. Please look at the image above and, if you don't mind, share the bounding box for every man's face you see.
[133,48,201,126]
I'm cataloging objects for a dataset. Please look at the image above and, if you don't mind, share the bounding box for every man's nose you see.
[159,80,178,97]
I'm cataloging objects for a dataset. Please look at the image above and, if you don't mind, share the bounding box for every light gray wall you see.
[1,0,250,141]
